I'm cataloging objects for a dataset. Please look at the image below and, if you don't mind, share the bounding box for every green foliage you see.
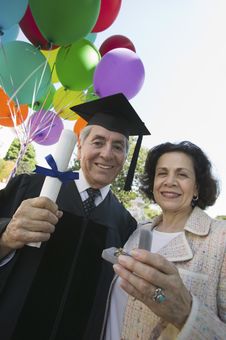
[0,158,4,172]
[3,138,36,175]
[71,159,80,171]
[4,138,21,161]
[111,137,148,206]
[0,159,15,181]
[216,215,226,220]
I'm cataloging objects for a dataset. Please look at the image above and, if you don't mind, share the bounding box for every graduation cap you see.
[70,93,151,191]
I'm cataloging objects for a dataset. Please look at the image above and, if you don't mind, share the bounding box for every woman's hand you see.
[113,249,192,330]
[0,197,63,255]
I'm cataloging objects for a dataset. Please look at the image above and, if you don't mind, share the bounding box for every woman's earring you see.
[192,195,199,207]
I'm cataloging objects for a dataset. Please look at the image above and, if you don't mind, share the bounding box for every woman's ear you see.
[194,184,199,197]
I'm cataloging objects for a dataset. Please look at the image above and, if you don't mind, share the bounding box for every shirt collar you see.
[76,169,110,200]
[150,206,212,236]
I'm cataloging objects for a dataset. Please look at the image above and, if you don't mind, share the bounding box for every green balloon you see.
[56,39,101,91]
[0,41,51,104]
[29,0,101,46]
[85,85,99,102]
[32,83,56,111]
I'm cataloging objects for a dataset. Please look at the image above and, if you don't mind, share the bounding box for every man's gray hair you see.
[79,125,129,156]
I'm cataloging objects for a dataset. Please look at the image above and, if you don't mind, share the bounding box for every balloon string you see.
[9,62,45,102]
[7,142,28,182]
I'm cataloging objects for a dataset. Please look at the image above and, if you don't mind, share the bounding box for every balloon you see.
[41,48,59,83]
[56,39,101,91]
[0,24,19,44]
[29,109,64,145]
[93,48,145,100]
[53,87,84,120]
[84,85,99,102]
[0,41,51,104]
[0,104,28,127]
[19,6,58,50]
[0,87,28,127]
[85,32,97,44]
[0,0,28,30]
[32,83,56,111]
[92,0,122,32]
[29,0,101,46]
[73,117,88,137]
[99,35,136,56]
[0,87,13,114]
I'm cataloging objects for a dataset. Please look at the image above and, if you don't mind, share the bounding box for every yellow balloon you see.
[41,48,59,84]
[53,87,85,120]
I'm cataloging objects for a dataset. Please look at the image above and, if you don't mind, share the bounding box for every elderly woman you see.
[102,141,226,340]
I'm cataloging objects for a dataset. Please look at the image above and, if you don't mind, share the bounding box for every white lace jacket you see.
[102,206,226,340]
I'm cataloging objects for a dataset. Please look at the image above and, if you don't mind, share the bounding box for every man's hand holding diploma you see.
[0,130,78,256]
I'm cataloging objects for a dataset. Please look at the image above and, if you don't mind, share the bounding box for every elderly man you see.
[0,93,150,340]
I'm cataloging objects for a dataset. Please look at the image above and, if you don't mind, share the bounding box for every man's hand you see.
[0,197,63,257]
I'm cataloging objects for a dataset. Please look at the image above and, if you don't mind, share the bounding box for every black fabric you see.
[11,214,106,340]
[0,245,46,340]
[70,93,151,137]
[124,134,143,191]
[0,174,137,340]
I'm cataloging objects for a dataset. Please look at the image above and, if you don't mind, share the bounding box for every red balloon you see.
[99,34,136,56]
[19,6,58,50]
[92,0,122,32]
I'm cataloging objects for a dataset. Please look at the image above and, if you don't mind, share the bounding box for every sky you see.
[1,0,226,217]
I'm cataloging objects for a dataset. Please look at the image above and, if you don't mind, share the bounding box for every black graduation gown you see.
[0,174,137,340]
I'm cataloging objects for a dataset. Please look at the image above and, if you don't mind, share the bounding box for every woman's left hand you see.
[113,249,192,330]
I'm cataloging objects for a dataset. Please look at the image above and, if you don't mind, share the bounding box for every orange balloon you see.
[0,88,29,127]
[0,87,14,117]
[73,117,88,137]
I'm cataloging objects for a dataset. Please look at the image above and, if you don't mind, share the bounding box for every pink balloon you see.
[29,110,64,145]
[93,48,145,100]
[99,35,136,56]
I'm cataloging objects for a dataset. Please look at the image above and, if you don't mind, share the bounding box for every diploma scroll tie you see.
[35,154,79,183]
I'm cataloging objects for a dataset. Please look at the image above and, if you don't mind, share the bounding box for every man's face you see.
[77,125,127,188]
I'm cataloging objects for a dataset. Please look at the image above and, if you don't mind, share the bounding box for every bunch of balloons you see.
[0,0,145,174]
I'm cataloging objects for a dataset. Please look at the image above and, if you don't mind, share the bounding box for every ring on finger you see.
[152,287,166,303]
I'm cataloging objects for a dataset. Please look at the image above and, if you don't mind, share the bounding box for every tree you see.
[216,215,226,220]
[0,159,15,181]
[110,137,148,206]
[3,138,36,175]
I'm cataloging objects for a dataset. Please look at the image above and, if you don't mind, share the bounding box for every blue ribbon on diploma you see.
[34,154,79,183]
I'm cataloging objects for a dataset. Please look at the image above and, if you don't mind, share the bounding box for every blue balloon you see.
[0,0,28,30]
[0,41,51,104]
[0,24,19,43]
[85,32,97,44]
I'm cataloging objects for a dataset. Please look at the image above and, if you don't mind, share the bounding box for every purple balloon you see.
[93,48,145,100]
[29,109,64,145]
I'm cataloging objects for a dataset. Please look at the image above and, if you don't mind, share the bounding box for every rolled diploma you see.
[28,129,77,248]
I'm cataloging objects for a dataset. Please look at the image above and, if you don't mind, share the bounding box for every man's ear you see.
[77,139,81,160]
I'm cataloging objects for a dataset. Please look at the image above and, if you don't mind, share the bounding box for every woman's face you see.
[153,151,198,214]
